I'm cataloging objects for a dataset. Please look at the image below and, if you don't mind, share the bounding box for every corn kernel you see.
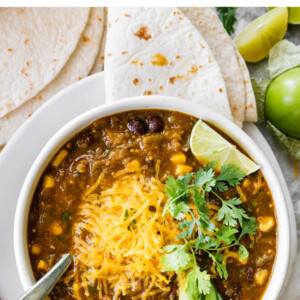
[257,216,275,233]
[175,165,193,176]
[52,149,68,167]
[128,160,140,169]
[242,178,250,188]
[37,260,48,272]
[254,269,268,286]
[76,162,87,173]
[73,283,80,293]
[50,222,63,235]
[171,153,186,165]
[43,175,55,189]
[31,244,42,255]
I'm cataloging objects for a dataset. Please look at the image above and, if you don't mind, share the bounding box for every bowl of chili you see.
[14,96,291,300]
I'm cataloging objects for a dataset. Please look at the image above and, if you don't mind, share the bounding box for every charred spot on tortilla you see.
[121,51,127,55]
[151,54,168,66]
[169,77,176,84]
[143,90,153,95]
[83,36,90,42]
[176,55,181,59]
[189,65,198,73]
[159,86,163,90]
[134,26,152,41]
[133,78,139,85]
[131,60,143,66]
[124,13,130,18]
[219,88,223,93]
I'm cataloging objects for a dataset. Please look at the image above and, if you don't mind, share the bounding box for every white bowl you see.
[14,96,290,300]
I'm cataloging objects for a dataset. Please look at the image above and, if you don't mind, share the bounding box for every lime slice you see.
[190,120,260,175]
[268,7,300,24]
[234,7,288,63]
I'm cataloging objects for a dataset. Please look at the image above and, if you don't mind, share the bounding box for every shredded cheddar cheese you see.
[65,161,180,299]
[236,186,247,203]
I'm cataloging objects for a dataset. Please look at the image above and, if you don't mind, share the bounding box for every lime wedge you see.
[190,120,260,175]
[234,7,288,63]
[268,7,300,24]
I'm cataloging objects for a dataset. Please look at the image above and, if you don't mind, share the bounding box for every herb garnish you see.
[61,212,70,222]
[161,163,257,298]
[216,7,238,35]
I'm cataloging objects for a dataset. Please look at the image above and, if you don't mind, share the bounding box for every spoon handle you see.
[18,254,72,300]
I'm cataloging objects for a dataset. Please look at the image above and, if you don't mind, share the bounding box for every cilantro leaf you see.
[169,202,190,220]
[178,220,196,238]
[185,266,212,298]
[240,217,258,236]
[215,164,245,191]
[215,225,238,245]
[195,168,216,192]
[161,244,194,273]
[216,7,238,35]
[216,260,228,280]
[209,252,228,280]
[217,197,249,227]
[238,244,249,261]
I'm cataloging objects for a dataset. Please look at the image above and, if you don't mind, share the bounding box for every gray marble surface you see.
[235,8,300,299]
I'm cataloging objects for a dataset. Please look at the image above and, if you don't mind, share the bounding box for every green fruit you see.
[234,7,288,63]
[268,7,300,24]
[265,67,300,139]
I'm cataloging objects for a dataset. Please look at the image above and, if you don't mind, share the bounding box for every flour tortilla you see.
[0,8,104,146]
[181,8,245,127]
[0,8,90,118]
[90,8,108,74]
[235,50,258,122]
[104,7,233,121]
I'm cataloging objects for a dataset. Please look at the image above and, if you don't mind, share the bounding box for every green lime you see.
[190,120,259,175]
[234,7,288,63]
[265,67,300,139]
[268,7,300,24]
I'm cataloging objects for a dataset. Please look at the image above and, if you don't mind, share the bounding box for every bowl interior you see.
[14,96,290,299]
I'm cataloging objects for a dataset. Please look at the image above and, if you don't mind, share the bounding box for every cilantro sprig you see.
[161,163,258,298]
[216,7,238,35]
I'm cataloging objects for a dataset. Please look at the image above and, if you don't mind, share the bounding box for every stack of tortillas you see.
[0,7,107,146]
[0,7,258,147]
[104,7,257,127]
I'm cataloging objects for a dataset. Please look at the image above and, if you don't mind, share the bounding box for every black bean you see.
[127,118,148,134]
[147,115,164,133]
[245,266,254,282]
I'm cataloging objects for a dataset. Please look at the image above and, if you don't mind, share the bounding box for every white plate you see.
[0,72,296,299]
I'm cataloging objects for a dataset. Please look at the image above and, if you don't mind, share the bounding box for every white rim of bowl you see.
[14,96,290,299]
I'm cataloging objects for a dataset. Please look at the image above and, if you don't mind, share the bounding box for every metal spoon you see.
[18,253,72,300]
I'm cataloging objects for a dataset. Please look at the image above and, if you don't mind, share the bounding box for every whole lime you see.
[265,67,300,139]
